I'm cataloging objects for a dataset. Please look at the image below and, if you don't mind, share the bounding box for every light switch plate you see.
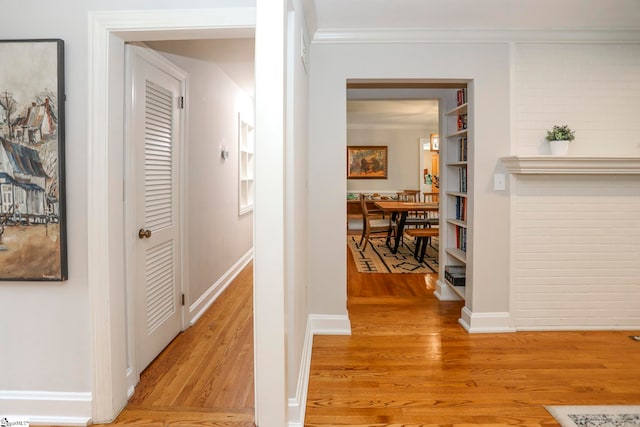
[494,173,506,191]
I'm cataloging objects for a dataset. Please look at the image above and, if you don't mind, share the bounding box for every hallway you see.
[91,263,254,426]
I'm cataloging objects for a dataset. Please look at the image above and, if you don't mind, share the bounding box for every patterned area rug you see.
[546,405,640,427]
[347,235,438,274]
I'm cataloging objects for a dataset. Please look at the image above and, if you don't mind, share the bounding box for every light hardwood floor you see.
[39,250,640,426]
[42,263,256,427]
[303,243,640,426]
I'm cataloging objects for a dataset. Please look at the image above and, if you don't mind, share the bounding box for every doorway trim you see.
[87,8,260,422]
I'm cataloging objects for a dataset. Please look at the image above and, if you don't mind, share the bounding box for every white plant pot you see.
[550,140,569,156]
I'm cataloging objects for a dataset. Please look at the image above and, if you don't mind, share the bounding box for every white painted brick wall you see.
[515,43,640,156]
[513,175,640,329]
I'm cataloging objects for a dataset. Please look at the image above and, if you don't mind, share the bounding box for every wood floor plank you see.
[304,248,640,426]
[110,406,254,427]
[37,263,256,427]
[36,247,640,426]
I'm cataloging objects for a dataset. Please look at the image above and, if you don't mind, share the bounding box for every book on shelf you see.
[459,137,468,161]
[445,265,466,287]
[455,196,467,221]
[458,167,467,193]
[456,88,467,106]
[455,225,467,252]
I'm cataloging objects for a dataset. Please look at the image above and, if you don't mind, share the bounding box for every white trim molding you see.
[434,279,464,301]
[501,156,640,175]
[287,314,351,427]
[308,314,352,335]
[459,307,516,333]
[0,391,92,426]
[314,28,640,44]
[287,320,313,427]
[87,8,256,423]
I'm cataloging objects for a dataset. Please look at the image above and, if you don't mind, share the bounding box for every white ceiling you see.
[347,99,439,130]
[309,0,640,33]
[146,38,255,97]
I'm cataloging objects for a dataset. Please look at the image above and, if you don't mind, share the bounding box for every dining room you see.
[346,88,443,282]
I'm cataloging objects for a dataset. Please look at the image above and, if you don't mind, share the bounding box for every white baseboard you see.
[307,314,352,335]
[459,307,516,333]
[516,324,640,332]
[287,320,313,427]
[434,279,463,301]
[188,248,253,325]
[287,314,351,427]
[0,391,91,426]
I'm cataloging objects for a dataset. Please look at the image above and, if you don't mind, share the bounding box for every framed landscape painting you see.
[0,39,67,281]
[347,146,388,179]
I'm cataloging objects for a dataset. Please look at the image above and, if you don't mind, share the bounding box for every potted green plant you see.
[545,125,575,156]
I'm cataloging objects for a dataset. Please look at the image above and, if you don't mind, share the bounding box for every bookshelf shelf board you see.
[446,102,468,116]
[501,156,640,175]
[446,129,468,139]
[446,161,468,168]
[446,248,467,263]
[447,218,467,228]
[444,279,466,300]
[446,191,468,198]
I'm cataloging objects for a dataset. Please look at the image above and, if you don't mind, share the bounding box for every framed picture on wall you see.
[0,39,67,281]
[430,134,439,152]
[347,145,388,179]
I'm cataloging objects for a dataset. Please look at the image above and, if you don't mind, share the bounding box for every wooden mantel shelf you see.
[501,156,640,175]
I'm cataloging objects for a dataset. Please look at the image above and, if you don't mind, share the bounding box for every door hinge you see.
[181,293,185,306]
[176,96,184,109]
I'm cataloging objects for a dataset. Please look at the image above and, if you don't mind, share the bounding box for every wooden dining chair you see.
[421,192,440,227]
[422,192,439,203]
[399,189,420,202]
[359,194,396,251]
[398,189,429,229]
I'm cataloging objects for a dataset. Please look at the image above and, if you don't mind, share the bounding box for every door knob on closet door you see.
[138,228,152,239]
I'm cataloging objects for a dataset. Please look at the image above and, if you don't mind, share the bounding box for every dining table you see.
[373,201,439,254]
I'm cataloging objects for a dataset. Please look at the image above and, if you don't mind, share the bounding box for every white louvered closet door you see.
[128,44,185,373]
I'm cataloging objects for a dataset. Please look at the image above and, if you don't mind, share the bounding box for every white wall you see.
[308,42,512,321]
[284,2,312,422]
[309,35,640,332]
[1,0,637,423]
[0,0,256,422]
[146,40,255,321]
[511,42,640,329]
[513,175,640,329]
[515,43,640,156]
[347,127,425,194]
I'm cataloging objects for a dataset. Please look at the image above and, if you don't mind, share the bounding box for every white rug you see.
[546,405,640,427]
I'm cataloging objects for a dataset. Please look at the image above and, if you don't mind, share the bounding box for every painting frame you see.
[347,145,388,179]
[0,39,67,281]
[430,134,439,152]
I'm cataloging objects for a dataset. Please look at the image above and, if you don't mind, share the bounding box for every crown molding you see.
[313,28,640,44]
[501,156,640,175]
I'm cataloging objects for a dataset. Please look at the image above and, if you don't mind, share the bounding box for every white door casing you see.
[87,9,276,424]
[125,43,186,375]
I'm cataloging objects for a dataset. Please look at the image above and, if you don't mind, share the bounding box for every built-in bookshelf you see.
[239,114,255,215]
[442,87,469,300]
